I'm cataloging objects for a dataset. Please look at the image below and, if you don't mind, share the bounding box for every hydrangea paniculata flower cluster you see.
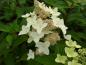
[19,0,68,60]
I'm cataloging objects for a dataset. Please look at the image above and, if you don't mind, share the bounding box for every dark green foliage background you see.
[0,0,86,65]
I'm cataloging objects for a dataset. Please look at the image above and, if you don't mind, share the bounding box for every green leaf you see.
[16,7,34,17]
[12,35,28,48]
[35,55,58,65]
[9,21,20,32]
[43,0,68,8]
[6,34,13,45]
[0,21,19,33]
[54,41,66,55]
[4,54,15,65]
[0,32,7,42]
[28,60,42,65]
[0,22,11,32]
[73,0,86,5]
[0,41,9,56]
[18,0,27,5]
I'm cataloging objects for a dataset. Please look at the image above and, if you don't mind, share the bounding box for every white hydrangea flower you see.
[50,7,61,16]
[35,0,44,7]
[18,25,30,35]
[22,12,35,18]
[26,14,47,34]
[19,12,37,35]
[64,34,71,40]
[36,0,61,16]
[37,0,67,35]
[26,13,37,25]
[27,49,34,60]
[22,13,30,18]
[44,6,59,15]
[51,16,68,35]
[32,18,48,34]
[35,0,52,12]
[19,0,70,60]
[27,31,44,43]
[35,41,50,55]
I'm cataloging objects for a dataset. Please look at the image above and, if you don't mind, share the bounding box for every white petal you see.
[64,34,71,40]
[51,16,68,35]
[18,25,30,35]
[27,49,34,60]
[21,13,30,18]
[32,18,47,34]
[36,41,50,55]
[27,37,33,43]
[29,31,44,43]
[51,8,61,16]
